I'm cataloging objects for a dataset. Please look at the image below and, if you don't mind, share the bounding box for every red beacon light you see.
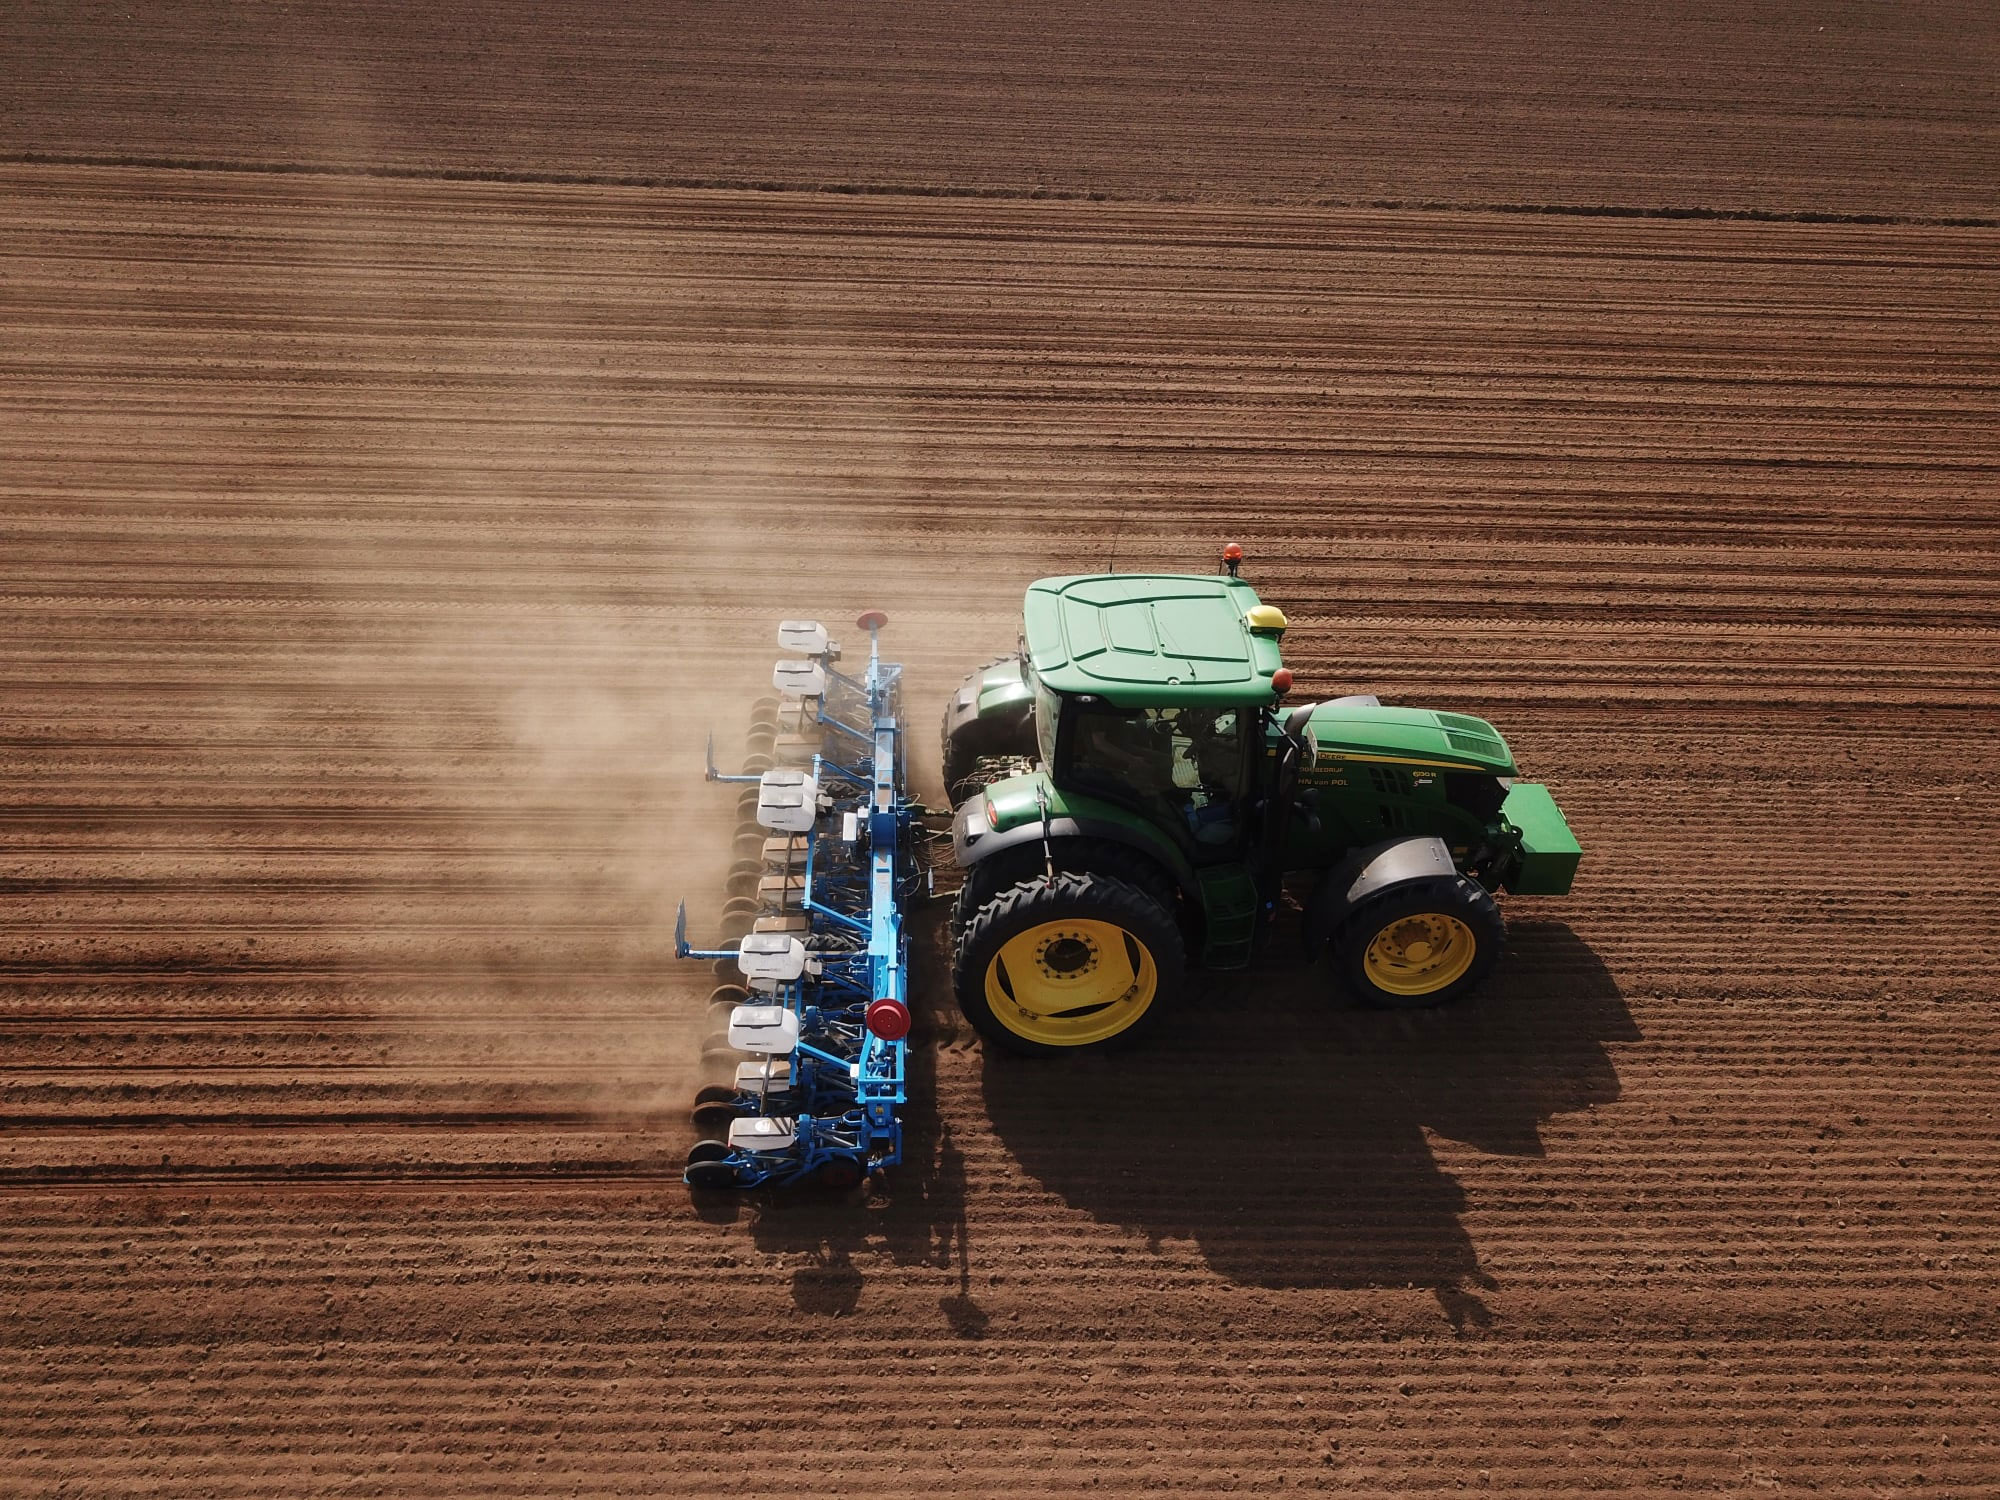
[1271,667,1294,695]
[1222,542,1244,576]
[865,997,911,1042]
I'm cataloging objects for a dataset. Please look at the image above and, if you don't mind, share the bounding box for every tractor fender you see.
[1303,836,1457,954]
[953,797,1198,906]
[941,656,1034,753]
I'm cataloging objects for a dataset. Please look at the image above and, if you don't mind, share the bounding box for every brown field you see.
[2,5,1998,1496]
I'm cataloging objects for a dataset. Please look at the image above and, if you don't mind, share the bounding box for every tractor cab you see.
[1020,572,1291,862]
[1059,701,1252,852]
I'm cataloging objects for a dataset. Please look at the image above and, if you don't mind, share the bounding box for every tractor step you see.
[1196,865,1261,969]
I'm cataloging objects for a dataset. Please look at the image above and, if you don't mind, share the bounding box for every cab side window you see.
[1063,704,1249,850]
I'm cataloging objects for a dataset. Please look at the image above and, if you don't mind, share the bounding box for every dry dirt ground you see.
[2,6,1999,1497]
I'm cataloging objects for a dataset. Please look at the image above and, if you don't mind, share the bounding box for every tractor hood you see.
[1304,702,1518,775]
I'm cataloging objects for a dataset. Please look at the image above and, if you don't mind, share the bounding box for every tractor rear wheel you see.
[953,870,1183,1056]
[1333,876,1503,1009]
[952,839,1179,942]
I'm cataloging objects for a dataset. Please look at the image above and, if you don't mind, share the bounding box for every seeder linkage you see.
[674,611,922,1190]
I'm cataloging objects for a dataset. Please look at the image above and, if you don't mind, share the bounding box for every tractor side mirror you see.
[1278,703,1317,772]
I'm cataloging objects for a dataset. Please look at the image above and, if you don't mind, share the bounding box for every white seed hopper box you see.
[777,619,830,655]
[727,1003,802,1056]
[755,769,817,833]
[736,932,807,983]
[772,658,826,698]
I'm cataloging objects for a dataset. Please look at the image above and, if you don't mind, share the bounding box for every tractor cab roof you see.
[1022,573,1287,709]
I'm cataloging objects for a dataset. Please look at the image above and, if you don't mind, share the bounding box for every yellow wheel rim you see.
[1362,912,1478,996]
[984,918,1158,1047]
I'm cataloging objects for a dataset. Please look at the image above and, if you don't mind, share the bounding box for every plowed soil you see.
[3,6,1999,1497]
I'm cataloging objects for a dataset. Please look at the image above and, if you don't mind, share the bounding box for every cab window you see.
[1060,703,1248,849]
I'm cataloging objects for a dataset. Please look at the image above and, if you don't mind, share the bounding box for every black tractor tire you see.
[949,845,1045,936]
[953,870,1184,1057]
[1331,876,1504,1010]
[952,839,1181,942]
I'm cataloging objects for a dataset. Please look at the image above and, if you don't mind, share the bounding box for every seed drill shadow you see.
[699,899,982,1331]
[977,921,1635,1306]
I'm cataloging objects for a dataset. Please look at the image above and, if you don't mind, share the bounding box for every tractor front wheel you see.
[1333,876,1503,1009]
[953,870,1183,1055]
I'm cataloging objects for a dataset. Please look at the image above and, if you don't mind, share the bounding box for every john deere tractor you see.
[942,548,1582,1055]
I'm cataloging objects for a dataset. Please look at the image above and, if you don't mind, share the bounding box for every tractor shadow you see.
[977,919,1635,1303]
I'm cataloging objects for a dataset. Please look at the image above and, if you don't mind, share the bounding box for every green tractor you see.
[942,548,1582,1055]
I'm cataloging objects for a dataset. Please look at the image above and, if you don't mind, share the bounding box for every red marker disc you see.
[865,997,911,1041]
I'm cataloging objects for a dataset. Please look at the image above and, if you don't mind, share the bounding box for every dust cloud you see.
[251,175,904,1126]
